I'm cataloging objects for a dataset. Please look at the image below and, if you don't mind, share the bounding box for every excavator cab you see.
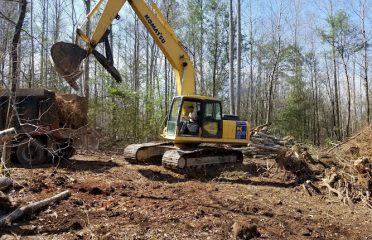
[165,96,224,143]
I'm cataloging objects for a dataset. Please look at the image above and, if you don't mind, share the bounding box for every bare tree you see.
[235,0,241,116]
[228,0,235,115]
[359,0,370,124]
[248,1,255,123]
[2,0,27,172]
[266,1,283,124]
[29,0,35,88]
[83,0,91,98]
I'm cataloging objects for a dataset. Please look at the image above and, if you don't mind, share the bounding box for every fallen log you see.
[0,190,71,227]
[249,143,282,152]
[253,132,281,141]
[252,122,271,131]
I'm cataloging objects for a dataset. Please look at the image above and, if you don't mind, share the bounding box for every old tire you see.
[16,139,48,168]
[57,143,75,159]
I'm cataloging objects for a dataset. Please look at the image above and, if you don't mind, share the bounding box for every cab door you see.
[201,101,222,138]
[166,97,181,137]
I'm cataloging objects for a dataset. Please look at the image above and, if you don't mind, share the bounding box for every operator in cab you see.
[180,105,199,135]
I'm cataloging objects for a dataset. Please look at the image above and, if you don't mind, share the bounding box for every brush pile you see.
[318,127,372,207]
[244,123,295,159]
[245,124,372,208]
[320,157,371,207]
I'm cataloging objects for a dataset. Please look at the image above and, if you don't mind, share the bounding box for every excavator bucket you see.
[51,42,88,90]
[51,41,122,90]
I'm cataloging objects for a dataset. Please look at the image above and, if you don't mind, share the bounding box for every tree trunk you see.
[341,54,351,137]
[199,0,204,95]
[84,0,91,99]
[249,2,254,122]
[40,0,46,85]
[133,16,140,139]
[324,54,336,139]
[211,10,218,98]
[332,43,341,140]
[2,0,27,172]
[30,0,34,88]
[45,0,49,87]
[164,56,168,114]
[314,60,320,146]
[8,0,27,125]
[352,58,357,131]
[235,0,241,116]
[266,3,283,124]
[361,0,370,124]
[228,0,235,115]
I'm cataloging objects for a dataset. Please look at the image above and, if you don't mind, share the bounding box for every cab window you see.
[169,98,181,121]
[202,102,222,137]
[167,98,181,136]
[204,102,222,121]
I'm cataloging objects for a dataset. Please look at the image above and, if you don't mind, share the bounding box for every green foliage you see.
[320,10,361,55]
[276,44,310,140]
[89,84,165,145]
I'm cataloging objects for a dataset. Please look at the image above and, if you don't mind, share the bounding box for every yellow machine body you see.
[164,95,250,146]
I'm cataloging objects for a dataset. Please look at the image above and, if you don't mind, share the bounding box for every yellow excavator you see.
[51,0,250,171]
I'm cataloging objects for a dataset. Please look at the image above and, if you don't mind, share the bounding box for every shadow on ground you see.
[57,159,120,173]
[138,159,317,189]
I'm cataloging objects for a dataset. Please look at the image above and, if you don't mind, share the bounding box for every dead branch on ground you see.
[0,190,71,227]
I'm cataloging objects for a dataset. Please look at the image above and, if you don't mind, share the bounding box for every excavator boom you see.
[51,0,195,95]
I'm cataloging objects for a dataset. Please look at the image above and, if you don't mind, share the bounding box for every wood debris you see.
[319,158,371,207]
[245,124,290,159]
[245,124,313,172]
[0,190,71,227]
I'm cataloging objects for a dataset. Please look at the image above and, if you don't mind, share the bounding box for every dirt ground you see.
[1,152,371,240]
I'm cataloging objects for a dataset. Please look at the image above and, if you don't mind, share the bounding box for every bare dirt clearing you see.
[1,152,371,240]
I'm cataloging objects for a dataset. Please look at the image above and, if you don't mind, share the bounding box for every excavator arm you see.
[51,0,195,96]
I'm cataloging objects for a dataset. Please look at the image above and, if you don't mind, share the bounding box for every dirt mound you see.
[333,126,372,160]
[55,94,88,129]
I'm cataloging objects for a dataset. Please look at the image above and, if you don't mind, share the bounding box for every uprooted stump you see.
[55,94,88,129]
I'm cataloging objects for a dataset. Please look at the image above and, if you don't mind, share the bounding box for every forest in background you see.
[0,0,371,146]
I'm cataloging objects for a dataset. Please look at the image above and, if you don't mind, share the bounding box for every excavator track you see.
[124,143,243,172]
[124,142,174,164]
[162,146,243,171]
